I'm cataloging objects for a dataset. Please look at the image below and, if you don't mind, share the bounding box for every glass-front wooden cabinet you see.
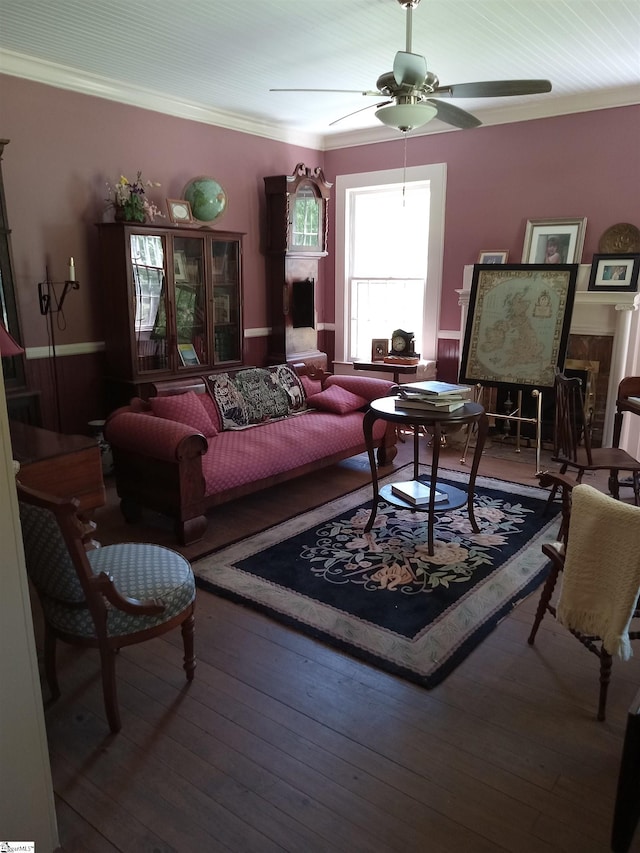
[97,222,243,408]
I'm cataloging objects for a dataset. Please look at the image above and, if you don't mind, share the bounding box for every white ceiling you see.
[1,0,639,149]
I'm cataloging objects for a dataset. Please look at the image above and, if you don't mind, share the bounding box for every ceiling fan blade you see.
[329,100,392,126]
[393,51,427,87]
[428,99,481,129]
[270,88,381,96]
[436,79,552,99]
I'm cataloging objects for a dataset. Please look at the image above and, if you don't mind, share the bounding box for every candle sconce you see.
[38,258,80,317]
[36,258,80,429]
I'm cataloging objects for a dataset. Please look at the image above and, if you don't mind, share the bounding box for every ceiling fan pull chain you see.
[402,130,408,206]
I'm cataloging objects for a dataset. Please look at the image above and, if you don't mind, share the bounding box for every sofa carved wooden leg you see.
[177,515,207,546]
[181,610,196,681]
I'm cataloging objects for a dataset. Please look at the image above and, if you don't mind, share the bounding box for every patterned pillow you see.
[206,373,249,429]
[305,385,368,414]
[150,391,218,436]
[299,374,323,398]
[270,364,307,412]
[234,367,290,423]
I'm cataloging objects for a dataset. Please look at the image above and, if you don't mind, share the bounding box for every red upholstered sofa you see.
[104,365,398,545]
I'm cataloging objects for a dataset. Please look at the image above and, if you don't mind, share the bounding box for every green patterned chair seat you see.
[48,543,195,637]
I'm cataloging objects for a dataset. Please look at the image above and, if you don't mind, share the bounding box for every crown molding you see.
[2,49,638,153]
[0,50,324,150]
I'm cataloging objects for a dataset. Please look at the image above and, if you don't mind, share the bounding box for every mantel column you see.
[604,302,638,445]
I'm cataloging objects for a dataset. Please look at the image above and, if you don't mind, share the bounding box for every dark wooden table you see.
[10,421,106,516]
[353,360,419,385]
[362,395,488,556]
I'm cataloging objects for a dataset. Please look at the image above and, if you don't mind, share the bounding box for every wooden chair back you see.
[553,370,593,466]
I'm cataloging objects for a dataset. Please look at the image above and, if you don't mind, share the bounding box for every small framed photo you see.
[371,338,389,361]
[522,217,587,265]
[173,250,188,283]
[588,253,640,292]
[177,342,200,366]
[477,250,509,264]
[167,198,194,224]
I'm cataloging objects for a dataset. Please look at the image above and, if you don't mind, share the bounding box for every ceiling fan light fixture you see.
[375,102,437,131]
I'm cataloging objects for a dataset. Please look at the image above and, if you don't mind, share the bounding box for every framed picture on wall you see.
[588,254,640,292]
[521,217,587,265]
[459,264,578,390]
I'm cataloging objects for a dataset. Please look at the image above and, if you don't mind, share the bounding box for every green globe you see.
[182,176,227,223]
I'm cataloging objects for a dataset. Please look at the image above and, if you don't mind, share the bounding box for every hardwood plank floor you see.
[37,433,640,852]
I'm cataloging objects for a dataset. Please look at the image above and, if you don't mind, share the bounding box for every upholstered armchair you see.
[17,482,196,733]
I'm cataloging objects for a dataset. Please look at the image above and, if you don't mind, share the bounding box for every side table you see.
[362,396,488,556]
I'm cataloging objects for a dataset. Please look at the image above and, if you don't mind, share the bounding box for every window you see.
[335,164,446,364]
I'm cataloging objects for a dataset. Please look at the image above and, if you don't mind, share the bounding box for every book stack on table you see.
[394,380,473,413]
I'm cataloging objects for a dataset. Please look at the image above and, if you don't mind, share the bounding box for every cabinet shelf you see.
[97,222,245,409]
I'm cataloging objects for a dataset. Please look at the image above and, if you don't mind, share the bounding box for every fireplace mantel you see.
[457,264,640,447]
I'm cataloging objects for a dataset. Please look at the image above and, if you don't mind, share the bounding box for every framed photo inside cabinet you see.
[477,250,509,264]
[177,342,200,366]
[459,264,578,390]
[522,218,587,265]
[588,254,640,292]
[173,250,188,283]
[371,338,389,361]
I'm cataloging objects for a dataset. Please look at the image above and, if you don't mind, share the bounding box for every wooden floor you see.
[40,433,640,852]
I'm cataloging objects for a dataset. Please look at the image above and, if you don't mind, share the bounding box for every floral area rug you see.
[194,467,561,687]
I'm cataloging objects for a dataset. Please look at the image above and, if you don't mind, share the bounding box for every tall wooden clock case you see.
[264,163,332,369]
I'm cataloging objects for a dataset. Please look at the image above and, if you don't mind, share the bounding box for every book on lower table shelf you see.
[390,480,448,505]
[395,397,467,413]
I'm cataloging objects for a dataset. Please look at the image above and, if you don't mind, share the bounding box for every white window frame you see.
[334,163,446,364]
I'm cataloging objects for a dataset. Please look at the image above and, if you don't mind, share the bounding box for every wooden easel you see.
[461,384,544,475]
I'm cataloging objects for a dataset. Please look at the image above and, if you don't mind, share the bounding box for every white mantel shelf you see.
[457,264,640,448]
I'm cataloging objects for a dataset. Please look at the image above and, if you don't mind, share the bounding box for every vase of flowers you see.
[106,172,164,223]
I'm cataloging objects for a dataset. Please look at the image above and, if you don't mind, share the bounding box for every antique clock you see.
[390,329,419,358]
[264,163,332,369]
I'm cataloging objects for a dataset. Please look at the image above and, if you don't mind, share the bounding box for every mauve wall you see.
[324,105,640,332]
[1,71,638,427]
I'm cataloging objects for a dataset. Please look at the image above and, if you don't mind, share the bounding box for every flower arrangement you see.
[106,171,164,223]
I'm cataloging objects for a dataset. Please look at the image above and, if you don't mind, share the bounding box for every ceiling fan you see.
[271,0,552,133]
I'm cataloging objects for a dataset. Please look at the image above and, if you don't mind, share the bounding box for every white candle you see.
[68,257,75,281]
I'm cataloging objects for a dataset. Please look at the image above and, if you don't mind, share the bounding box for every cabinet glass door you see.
[212,240,241,363]
[130,233,168,373]
[173,236,207,368]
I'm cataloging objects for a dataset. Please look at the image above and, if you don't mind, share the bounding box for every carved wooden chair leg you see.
[528,558,561,645]
[44,624,60,702]
[597,649,613,722]
[181,611,196,681]
[100,645,121,733]
[543,463,569,515]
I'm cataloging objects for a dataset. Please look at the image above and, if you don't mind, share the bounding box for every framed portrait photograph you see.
[459,264,578,390]
[371,338,389,361]
[167,198,194,224]
[477,250,509,264]
[588,253,640,292]
[521,217,587,265]
[173,250,189,283]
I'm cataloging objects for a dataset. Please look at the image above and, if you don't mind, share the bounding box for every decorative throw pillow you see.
[150,391,218,436]
[206,373,249,429]
[234,367,290,423]
[299,374,323,398]
[305,385,368,414]
[270,364,307,412]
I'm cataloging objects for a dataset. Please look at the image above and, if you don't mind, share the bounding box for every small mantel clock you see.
[264,163,332,369]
